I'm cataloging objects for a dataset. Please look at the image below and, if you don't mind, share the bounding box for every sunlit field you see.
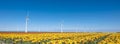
[0,32,120,44]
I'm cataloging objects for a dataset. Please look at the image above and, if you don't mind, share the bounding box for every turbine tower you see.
[75,27,77,33]
[25,11,29,33]
[60,20,64,33]
[75,24,79,33]
[17,26,18,32]
[60,23,63,33]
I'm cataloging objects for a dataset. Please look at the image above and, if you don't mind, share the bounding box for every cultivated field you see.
[0,32,120,44]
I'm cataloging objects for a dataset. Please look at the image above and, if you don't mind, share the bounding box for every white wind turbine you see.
[60,20,64,33]
[75,24,80,33]
[16,25,18,32]
[25,11,29,33]
[75,28,78,33]
[39,26,40,32]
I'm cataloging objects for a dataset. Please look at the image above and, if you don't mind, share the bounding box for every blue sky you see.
[0,0,120,32]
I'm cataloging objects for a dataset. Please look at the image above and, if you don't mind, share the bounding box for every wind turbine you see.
[39,26,40,32]
[60,20,64,33]
[75,27,78,33]
[83,25,86,32]
[16,25,18,32]
[90,27,93,32]
[90,25,95,32]
[25,11,29,33]
[75,24,80,33]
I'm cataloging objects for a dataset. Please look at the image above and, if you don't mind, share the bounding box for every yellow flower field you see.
[0,32,119,44]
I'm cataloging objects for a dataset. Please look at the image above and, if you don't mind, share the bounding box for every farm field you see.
[0,32,120,44]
